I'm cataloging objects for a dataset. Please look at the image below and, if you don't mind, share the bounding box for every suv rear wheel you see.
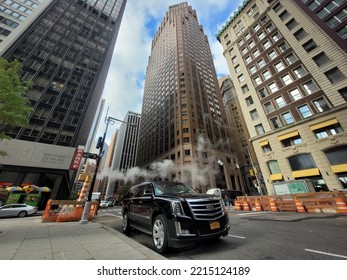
[152,214,168,253]
[122,212,132,234]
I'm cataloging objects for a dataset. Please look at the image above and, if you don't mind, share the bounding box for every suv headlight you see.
[171,201,185,216]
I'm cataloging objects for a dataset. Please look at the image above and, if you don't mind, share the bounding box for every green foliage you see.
[0,58,33,155]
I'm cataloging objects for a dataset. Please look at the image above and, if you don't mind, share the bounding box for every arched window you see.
[267,160,281,174]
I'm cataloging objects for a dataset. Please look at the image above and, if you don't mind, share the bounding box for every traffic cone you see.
[335,197,347,213]
[242,199,250,211]
[294,199,306,213]
[269,199,278,212]
[235,200,242,211]
[255,199,262,211]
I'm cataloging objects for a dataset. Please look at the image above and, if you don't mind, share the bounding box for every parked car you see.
[122,181,230,253]
[0,204,38,218]
[99,200,108,208]
[107,201,114,207]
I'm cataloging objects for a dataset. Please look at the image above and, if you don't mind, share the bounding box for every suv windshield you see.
[153,182,196,195]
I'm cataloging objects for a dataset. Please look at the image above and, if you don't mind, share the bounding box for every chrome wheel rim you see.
[153,219,165,249]
[122,214,128,231]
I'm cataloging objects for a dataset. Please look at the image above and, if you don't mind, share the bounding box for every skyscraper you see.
[137,2,243,193]
[217,0,347,193]
[0,0,127,201]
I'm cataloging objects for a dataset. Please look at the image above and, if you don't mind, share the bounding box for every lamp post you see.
[79,115,134,223]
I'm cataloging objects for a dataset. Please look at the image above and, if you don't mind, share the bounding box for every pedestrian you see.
[223,194,230,209]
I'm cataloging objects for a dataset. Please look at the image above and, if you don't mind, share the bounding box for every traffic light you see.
[249,169,254,176]
[96,136,103,149]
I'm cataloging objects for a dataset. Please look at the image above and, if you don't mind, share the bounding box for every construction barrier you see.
[234,191,347,214]
[41,199,99,223]
[235,200,242,211]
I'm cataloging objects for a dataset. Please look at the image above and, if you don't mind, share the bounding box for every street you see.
[96,206,347,260]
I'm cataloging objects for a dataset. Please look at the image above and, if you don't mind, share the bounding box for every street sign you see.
[83,152,98,159]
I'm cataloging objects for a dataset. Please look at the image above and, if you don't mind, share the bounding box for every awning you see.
[278,131,299,141]
[292,168,320,178]
[310,118,338,131]
[259,140,269,146]
[331,164,347,173]
[270,173,283,181]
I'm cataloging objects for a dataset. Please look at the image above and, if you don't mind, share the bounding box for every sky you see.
[97,0,243,144]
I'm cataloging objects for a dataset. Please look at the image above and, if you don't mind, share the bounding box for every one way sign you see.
[83,152,98,159]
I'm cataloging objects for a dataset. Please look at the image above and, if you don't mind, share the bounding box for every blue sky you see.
[98,0,243,143]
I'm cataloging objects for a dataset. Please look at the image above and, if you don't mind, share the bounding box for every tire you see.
[152,214,168,253]
[122,212,132,234]
[18,211,27,218]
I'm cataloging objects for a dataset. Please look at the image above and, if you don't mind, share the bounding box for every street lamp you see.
[79,115,135,223]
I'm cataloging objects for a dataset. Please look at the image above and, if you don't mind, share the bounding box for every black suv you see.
[122,181,230,253]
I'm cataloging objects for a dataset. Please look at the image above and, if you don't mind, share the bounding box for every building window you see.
[253,49,260,57]
[235,64,241,72]
[245,56,252,64]
[241,84,249,93]
[275,96,286,108]
[259,88,268,98]
[273,2,283,12]
[313,52,330,66]
[255,124,265,135]
[294,28,307,40]
[279,10,290,21]
[302,39,317,52]
[257,59,265,68]
[313,123,343,139]
[254,76,262,85]
[286,18,298,30]
[263,70,272,80]
[282,112,294,124]
[308,0,324,11]
[245,33,251,40]
[266,23,275,32]
[249,41,255,49]
[278,41,289,52]
[275,61,285,72]
[325,67,345,83]
[262,143,272,153]
[293,66,307,78]
[288,154,316,171]
[263,40,271,49]
[298,104,313,118]
[268,50,277,60]
[184,149,190,156]
[270,117,282,129]
[289,88,302,101]
[282,74,293,85]
[245,96,254,106]
[269,82,278,93]
[264,101,274,113]
[258,32,265,40]
[238,74,245,82]
[337,26,347,39]
[302,80,319,94]
[313,97,330,112]
[268,160,281,174]
[253,23,260,31]
[285,53,297,64]
[281,134,303,147]
[272,32,282,42]
[326,9,347,28]
[241,47,248,55]
[250,109,259,120]
[317,1,342,19]
[325,146,347,165]
[338,87,347,101]
[232,56,238,64]
[249,65,257,74]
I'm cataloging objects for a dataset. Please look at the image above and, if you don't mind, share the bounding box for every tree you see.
[0,58,33,156]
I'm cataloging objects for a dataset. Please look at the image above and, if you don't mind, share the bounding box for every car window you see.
[12,205,24,208]
[153,182,195,195]
[1,205,12,209]
[142,184,153,196]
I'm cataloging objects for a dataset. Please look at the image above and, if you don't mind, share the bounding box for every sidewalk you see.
[0,216,166,260]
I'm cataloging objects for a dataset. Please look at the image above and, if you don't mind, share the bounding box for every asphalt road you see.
[96,206,347,260]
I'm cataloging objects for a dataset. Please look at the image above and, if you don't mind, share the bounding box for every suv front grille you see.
[187,198,224,220]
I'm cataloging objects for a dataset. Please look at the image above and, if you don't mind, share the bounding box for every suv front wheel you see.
[152,214,168,253]
[122,212,132,234]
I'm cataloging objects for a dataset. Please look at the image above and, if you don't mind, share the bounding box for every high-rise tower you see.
[0,0,127,201]
[217,0,347,193]
[137,2,243,193]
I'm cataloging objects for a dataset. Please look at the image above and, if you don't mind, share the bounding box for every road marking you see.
[236,212,267,216]
[228,234,246,239]
[305,249,347,259]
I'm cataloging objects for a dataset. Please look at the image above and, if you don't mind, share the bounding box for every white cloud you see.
[97,0,242,143]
